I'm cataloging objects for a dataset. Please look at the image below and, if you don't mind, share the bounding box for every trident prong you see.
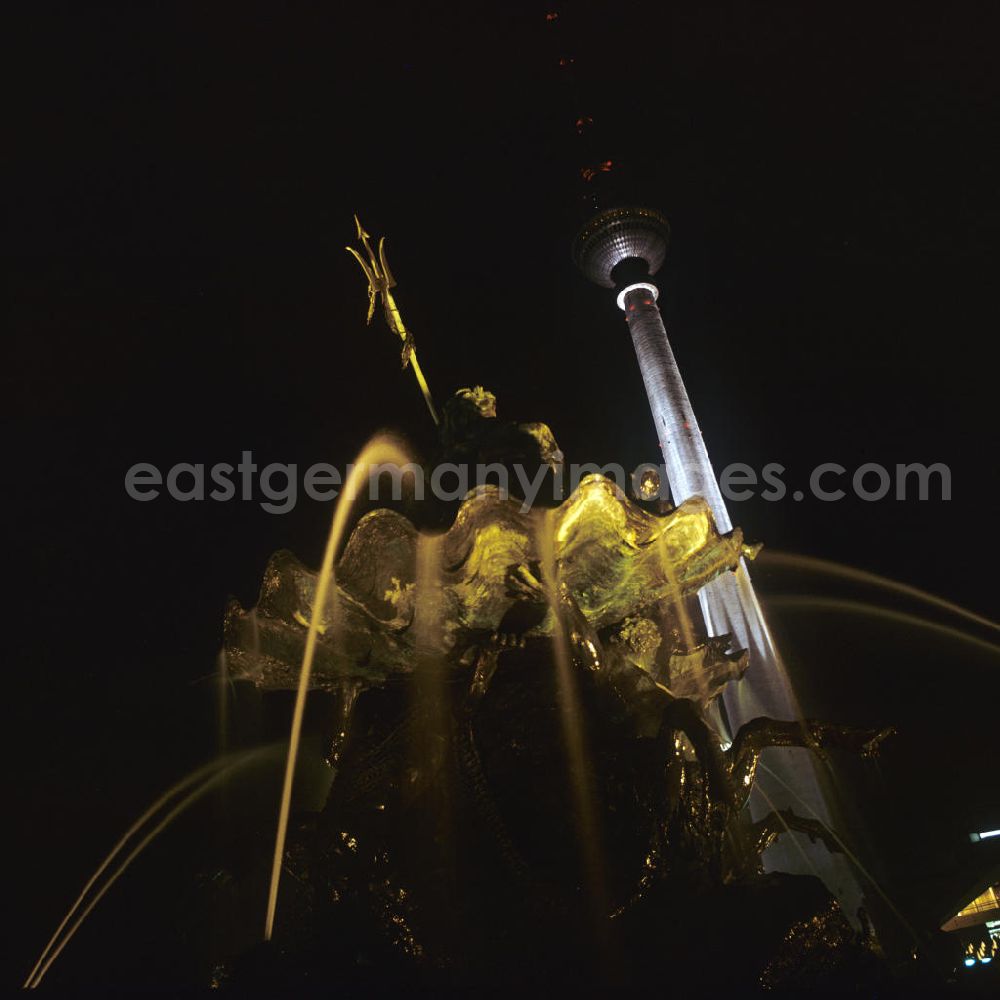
[346,215,439,425]
[377,237,396,289]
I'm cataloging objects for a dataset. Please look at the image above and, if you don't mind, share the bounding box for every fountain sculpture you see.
[217,223,895,984]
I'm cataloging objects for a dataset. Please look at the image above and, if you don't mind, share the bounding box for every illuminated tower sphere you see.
[573,207,860,911]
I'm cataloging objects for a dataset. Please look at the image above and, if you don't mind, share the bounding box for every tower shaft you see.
[624,287,769,686]
[622,286,862,913]
[624,287,734,532]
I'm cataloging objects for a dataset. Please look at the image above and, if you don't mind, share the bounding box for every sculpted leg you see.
[729,718,894,801]
[657,698,732,802]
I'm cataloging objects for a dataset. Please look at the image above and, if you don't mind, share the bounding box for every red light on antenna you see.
[545,11,559,21]
[581,160,613,182]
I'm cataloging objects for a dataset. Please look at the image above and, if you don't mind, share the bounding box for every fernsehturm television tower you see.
[573,207,860,910]
[572,207,774,676]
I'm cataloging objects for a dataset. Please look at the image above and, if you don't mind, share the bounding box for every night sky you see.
[6,2,998,987]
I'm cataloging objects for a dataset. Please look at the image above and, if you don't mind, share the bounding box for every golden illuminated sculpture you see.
[26,216,990,992]
[225,479,756,690]
[217,219,896,989]
[222,405,892,987]
[346,215,439,424]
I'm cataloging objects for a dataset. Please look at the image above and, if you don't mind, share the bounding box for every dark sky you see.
[5,2,998,987]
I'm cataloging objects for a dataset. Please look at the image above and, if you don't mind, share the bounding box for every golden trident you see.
[346,215,439,425]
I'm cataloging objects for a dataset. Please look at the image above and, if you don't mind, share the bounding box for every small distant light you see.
[964,957,976,967]
[981,956,993,964]
[719,740,733,751]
